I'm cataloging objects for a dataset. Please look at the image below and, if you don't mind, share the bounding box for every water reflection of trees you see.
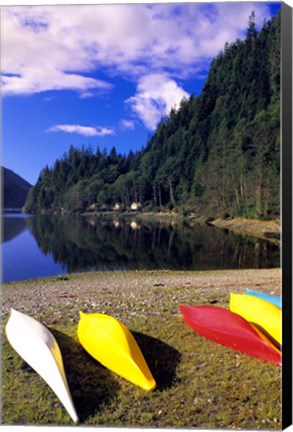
[25,215,280,273]
[2,216,27,244]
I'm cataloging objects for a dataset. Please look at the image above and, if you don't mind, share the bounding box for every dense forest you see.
[25,12,280,219]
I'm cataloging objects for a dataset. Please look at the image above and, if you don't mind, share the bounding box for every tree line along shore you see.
[24,13,280,223]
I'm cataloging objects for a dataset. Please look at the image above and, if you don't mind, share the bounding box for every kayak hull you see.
[77,311,156,391]
[5,308,78,423]
[246,289,281,309]
[230,293,281,345]
[179,304,281,365]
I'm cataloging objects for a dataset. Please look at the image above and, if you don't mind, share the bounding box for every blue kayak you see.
[246,289,281,309]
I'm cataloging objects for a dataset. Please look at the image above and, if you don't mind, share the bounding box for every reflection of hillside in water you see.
[2,216,27,244]
[25,215,280,273]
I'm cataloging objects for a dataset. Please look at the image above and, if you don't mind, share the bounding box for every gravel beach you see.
[1,268,281,324]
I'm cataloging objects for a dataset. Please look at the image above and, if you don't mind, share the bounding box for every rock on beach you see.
[1,269,281,326]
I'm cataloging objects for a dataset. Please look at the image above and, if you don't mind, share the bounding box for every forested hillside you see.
[25,12,280,219]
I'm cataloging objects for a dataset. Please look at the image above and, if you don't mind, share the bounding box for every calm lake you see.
[1,212,280,283]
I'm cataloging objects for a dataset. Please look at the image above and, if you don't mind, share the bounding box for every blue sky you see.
[1,1,281,186]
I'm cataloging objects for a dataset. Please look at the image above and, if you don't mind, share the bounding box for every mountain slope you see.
[25,12,280,219]
[1,167,33,209]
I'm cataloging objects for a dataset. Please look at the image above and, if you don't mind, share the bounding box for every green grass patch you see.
[1,272,281,428]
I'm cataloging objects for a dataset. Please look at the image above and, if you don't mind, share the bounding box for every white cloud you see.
[119,119,136,130]
[2,72,112,96]
[1,3,273,96]
[47,124,114,137]
[126,74,189,130]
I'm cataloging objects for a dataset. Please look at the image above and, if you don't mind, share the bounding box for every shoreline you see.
[19,207,281,244]
[82,211,281,243]
[209,217,280,243]
[2,268,281,320]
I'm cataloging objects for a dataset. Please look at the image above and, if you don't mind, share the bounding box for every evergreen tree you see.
[25,12,280,219]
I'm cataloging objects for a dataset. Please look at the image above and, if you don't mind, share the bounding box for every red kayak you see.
[179,305,281,366]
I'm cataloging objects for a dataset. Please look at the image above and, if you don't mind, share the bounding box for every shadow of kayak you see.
[51,329,121,423]
[132,331,182,391]
[50,329,182,422]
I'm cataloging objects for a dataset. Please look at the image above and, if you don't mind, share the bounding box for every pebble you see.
[1,270,281,326]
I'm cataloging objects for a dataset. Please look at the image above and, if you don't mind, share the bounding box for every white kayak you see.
[5,308,78,423]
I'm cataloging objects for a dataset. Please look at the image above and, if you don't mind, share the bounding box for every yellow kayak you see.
[77,312,156,391]
[230,293,281,345]
[250,324,281,356]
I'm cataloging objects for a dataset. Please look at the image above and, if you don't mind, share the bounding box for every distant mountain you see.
[1,167,33,209]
